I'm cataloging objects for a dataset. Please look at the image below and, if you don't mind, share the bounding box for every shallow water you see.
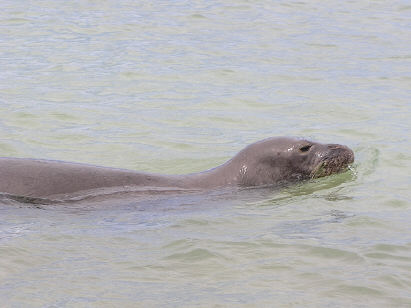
[1,0,410,306]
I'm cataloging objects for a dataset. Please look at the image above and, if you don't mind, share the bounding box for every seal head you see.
[228,137,354,187]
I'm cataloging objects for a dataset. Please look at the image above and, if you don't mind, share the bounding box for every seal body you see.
[0,137,354,199]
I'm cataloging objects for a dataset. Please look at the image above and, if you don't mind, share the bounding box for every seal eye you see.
[299,145,312,153]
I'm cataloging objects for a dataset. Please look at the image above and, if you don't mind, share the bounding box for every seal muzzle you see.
[310,146,354,178]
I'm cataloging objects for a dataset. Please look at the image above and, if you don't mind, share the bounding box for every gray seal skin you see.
[0,137,354,199]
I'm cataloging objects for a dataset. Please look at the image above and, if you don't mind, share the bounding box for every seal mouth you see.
[310,149,354,179]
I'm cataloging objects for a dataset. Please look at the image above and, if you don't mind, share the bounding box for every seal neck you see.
[179,158,243,189]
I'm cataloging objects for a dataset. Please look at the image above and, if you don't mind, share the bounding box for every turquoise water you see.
[1,0,410,306]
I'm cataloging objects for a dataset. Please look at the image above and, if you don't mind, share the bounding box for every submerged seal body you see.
[0,137,354,199]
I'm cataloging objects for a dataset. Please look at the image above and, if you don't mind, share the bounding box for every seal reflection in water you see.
[0,137,354,199]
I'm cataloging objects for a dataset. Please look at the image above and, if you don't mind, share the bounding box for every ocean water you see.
[0,0,410,307]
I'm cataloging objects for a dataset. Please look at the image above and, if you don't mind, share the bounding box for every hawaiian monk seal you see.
[0,137,354,199]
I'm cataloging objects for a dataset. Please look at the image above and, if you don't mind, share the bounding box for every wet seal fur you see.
[0,137,354,200]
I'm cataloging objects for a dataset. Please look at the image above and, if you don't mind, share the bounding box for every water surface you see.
[0,0,410,306]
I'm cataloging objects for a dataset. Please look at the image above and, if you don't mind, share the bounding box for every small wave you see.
[0,186,201,207]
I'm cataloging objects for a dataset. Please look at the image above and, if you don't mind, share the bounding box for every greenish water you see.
[0,0,410,307]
